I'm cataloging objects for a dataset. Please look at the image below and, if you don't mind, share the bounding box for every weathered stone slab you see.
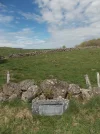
[32,99,69,116]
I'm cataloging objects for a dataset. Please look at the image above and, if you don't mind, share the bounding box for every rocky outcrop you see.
[20,80,40,102]
[3,82,21,97]
[68,84,80,95]
[40,79,69,99]
[8,47,100,59]
[0,80,40,102]
[80,89,92,100]
[0,92,7,102]
[0,79,100,102]
[21,85,39,102]
[20,79,36,91]
[92,87,100,95]
[9,94,18,101]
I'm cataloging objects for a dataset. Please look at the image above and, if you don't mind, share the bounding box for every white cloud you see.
[34,0,100,48]
[0,28,46,48]
[0,14,13,23]
[1,1,100,49]
[0,2,6,9]
[0,2,7,12]
[19,11,43,23]
[35,0,100,26]
[0,2,14,24]
[48,27,100,48]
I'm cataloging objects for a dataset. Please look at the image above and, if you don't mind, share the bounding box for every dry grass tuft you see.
[15,108,33,119]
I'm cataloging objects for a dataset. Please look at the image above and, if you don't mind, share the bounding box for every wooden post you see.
[97,72,100,87]
[84,74,92,89]
[7,71,10,84]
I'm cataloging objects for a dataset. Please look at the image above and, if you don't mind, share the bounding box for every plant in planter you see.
[44,89,54,99]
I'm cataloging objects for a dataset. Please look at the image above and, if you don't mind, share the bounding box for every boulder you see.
[3,82,21,97]
[40,79,69,99]
[9,94,18,101]
[57,96,65,100]
[80,88,92,100]
[20,80,36,91]
[68,84,80,95]
[92,87,100,95]
[21,85,39,102]
[0,92,7,102]
[39,94,46,100]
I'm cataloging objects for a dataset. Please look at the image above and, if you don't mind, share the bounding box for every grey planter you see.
[32,99,69,116]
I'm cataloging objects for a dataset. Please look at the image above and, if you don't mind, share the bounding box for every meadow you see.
[0,48,100,87]
[0,47,100,134]
[0,96,100,134]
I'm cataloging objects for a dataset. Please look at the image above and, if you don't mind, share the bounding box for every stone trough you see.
[32,99,69,116]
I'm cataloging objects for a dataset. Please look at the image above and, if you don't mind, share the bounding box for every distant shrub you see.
[76,38,100,48]
[62,45,66,49]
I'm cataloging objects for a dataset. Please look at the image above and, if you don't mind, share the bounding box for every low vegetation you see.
[76,38,100,48]
[0,96,100,134]
[0,47,100,133]
[0,48,100,87]
[0,56,8,64]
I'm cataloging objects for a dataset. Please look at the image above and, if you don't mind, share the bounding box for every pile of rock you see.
[0,79,99,102]
[8,47,100,59]
[0,80,39,102]
[7,48,77,59]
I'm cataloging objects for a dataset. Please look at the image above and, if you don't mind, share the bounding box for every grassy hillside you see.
[76,38,100,48]
[0,47,100,134]
[0,47,43,56]
[0,48,100,87]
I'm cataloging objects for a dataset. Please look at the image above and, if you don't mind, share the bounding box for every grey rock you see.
[20,80,35,91]
[32,97,39,103]
[21,85,39,102]
[9,94,18,101]
[80,88,92,100]
[57,96,63,100]
[68,84,80,95]
[3,82,21,97]
[40,79,57,89]
[40,79,69,99]
[39,94,46,100]
[92,87,100,95]
[32,99,69,116]
[0,92,7,102]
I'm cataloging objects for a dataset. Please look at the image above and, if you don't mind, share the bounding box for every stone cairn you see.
[0,71,100,103]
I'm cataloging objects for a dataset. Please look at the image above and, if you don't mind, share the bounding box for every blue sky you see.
[0,0,100,49]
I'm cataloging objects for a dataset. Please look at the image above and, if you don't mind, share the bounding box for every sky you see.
[0,0,100,49]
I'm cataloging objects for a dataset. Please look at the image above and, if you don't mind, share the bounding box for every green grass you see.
[0,47,100,133]
[0,47,45,56]
[0,47,49,56]
[0,96,100,134]
[0,48,100,87]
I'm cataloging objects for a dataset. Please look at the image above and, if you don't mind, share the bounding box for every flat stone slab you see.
[32,99,69,116]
